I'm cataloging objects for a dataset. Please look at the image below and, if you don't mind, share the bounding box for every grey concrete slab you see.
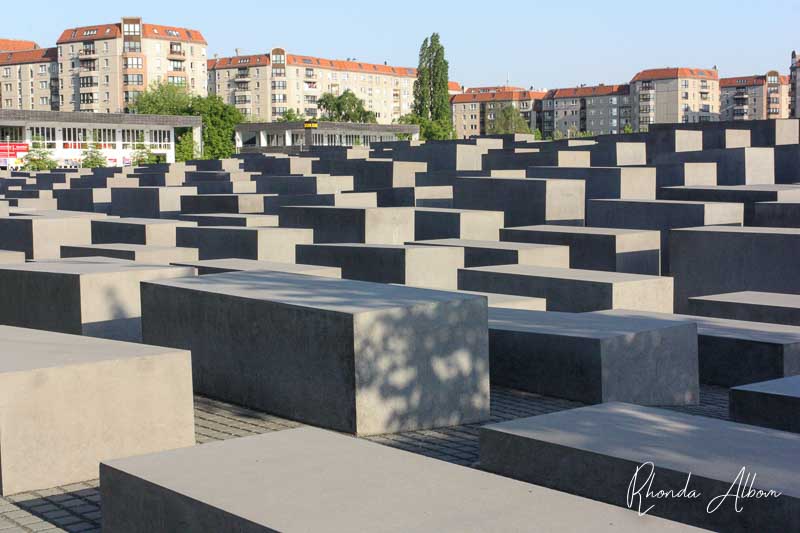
[458,264,673,313]
[652,146,775,185]
[61,243,199,263]
[171,258,341,278]
[176,226,313,263]
[263,191,377,215]
[488,308,698,404]
[141,271,489,434]
[279,206,415,245]
[297,243,463,289]
[588,199,743,274]
[595,309,800,387]
[110,186,197,218]
[180,193,270,214]
[654,162,717,188]
[0,216,92,260]
[91,217,197,247]
[480,402,800,532]
[657,185,800,224]
[178,213,279,227]
[408,238,570,268]
[0,325,194,495]
[501,225,661,275]
[525,166,656,208]
[0,250,25,264]
[688,291,800,327]
[53,188,112,213]
[753,201,800,227]
[101,427,696,533]
[413,208,505,241]
[730,375,800,433]
[0,257,196,341]
[252,174,354,195]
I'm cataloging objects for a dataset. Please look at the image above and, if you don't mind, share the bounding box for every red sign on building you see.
[0,143,29,158]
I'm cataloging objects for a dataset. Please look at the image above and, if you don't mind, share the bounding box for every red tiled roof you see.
[720,74,789,88]
[286,54,416,77]
[208,54,271,70]
[631,67,718,82]
[451,90,546,104]
[449,81,462,92]
[465,85,526,94]
[0,39,39,52]
[0,47,57,66]
[544,84,629,99]
[57,23,206,44]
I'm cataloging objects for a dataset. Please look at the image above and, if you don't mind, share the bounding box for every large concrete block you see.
[92,217,197,246]
[753,201,800,227]
[110,186,197,218]
[588,199,743,274]
[652,147,775,185]
[526,166,656,207]
[670,226,800,312]
[180,193,270,214]
[142,271,489,434]
[501,225,661,275]
[654,162,717,188]
[0,258,195,341]
[171,258,341,278]
[413,208,504,241]
[61,243,198,263]
[730,376,800,433]
[53,188,112,213]
[658,185,800,224]
[459,264,673,312]
[453,176,585,227]
[100,427,693,533]
[297,243,463,289]
[178,213,278,227]
[263,191,377,215]
[596,309,800,387]
[409,238,569,268]
[480,402,800,532]
[279,206,415,244]
[0,250,26,264]
[0,325,194,495]
[252,174,353,195]
[688,291,800,327]
[0,216,92,259]
[489,308,698,404]
[175,225,313,262]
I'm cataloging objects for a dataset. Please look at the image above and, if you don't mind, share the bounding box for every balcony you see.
[234,85,251,94]
[235,73,250,80]
[78,48,97,57]
[168,49,186,58]
[234,99,252,105]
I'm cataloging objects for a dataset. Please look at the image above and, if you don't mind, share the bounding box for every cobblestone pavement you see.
[0,385,730,532]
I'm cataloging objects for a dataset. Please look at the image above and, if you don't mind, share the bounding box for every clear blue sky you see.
[8,0,800,89]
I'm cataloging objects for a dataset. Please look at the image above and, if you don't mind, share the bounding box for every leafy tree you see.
[623,123,634,134]
[487,105,532,135]
[533,128,543,140]
[21,135,58,171]
[175,132,199,162]
[130,83,193,115]
[318,90,376,123]
[191,94,243,159]
[277,108,305,122]
[552,129,565,140]
[408,33,452,140]
[80,142,107,168]
[398,113,452,141]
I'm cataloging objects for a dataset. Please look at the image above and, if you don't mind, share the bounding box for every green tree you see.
[175,132,199,162]
[623,123,634,134]
[130,83,193,115]
[533,128,543,140]
[318,90,377,123]
[80,142,107,168]
[552,129,565,140]
[131,132,158,166]
[487,105,532,135]
[191,94,243,159]
[408,33,452,140]
[21,136,58,171]
[277,108,305,122]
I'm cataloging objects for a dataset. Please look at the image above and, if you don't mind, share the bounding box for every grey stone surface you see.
[0,250,25,264]
[110,186,197,218]
[171,258,342,277]
[0,257,196,341]
[652,146,775,185]
[100,427,697,533]
[141,270,489,435]
[480,402,800,532]
[279,206,415,245]
[297,243,463,289]
[91,217,197,247]
[409,238,570,268]
[413,208,505,241]
[459,264,673,312]
[688,291,800,327]
[180,193,270,214]
[0,215,92,260]
[752,201,800,227]
[525,166,656,208]
[488,308,698,404]
[730,375,800,433]
[0,325,194,495]
[176,226,313,262]
[658,184,800,224]
[61,243,199,263]
[501,225,661,275]
[178,213,278,227]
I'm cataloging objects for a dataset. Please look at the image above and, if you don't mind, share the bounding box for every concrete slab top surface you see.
[664,184,800,193]
[594,309,800,344]
[300,243,438,251]
[0,325,184,373]
[147,270,483,314]
[94,217,195,226]
[691,291,800,308]
[103,426,698,532]
[465,264,663,283]
[413,207,503,215]
[172,258,339,273]
[484,403,800,495]
[489,308,692,339]
[0,257,194,276]
[409,238,566,251]
[63,243,194,253]
[503,225,659,237]
[675,225,800,235]
[732,375,800,396]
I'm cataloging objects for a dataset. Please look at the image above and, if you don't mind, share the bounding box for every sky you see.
[6,0,800,89]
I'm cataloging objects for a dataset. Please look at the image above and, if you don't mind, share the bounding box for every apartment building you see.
[541,84,631,138]
[56,17,207,114]
[630,67,719,131]
[0,39,40,52]
[208,48,416,124]
[790,51,799,118]
[0,48,59,111]
[451,88,545,138]
[720,71,790,121]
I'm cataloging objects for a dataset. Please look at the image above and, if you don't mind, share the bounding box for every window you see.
[125,57,142,69]
[124,91,141,104]
[123,23,141,36]
[123,74,143,86]
[79,76,98,87]
[39,81,48,89]
[79,93,96,104]
[123,41,141,53]
[168,76,186,86]
[121,129,146,148]
[272,67,285,77]
[169,60,184,71]
[272,80,286,90]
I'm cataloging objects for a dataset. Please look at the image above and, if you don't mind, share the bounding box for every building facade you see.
[208,48,416,124]
[790,51,799,118]
[451,88,545,139]
[0,48,59,111]
[541,84,631,138]
[630,67,720,131]
[720,72,790,121]
[55,18,207,114]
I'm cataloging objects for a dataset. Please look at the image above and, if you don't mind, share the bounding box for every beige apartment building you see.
[208,48,417,124]
[55,17,207,114]
[0,48,59,111]
[630,67,719,131]
[541,84,631,138]
[451,88,545,138]
[720,72,790,121]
